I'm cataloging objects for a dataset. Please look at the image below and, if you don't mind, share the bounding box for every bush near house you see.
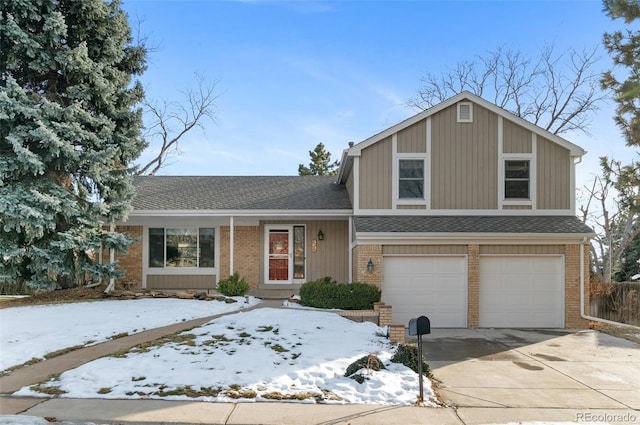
[390,343,433,378]
[217,273,250,297]
[299,277,381,310]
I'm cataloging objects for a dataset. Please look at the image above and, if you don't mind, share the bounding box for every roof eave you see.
[128,209,354,217]
[355,231,595,244]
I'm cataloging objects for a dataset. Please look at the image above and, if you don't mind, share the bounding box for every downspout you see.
[229,216,234,276]
[348,216,353,283]
[579,237,639,329]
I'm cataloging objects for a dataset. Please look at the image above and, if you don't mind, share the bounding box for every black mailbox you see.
[408,316,431,336]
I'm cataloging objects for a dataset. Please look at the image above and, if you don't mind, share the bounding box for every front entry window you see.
[293,226,305,279]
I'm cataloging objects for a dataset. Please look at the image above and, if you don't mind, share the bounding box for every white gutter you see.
[356,233,593,244]
[580,237,640,329]
[128,209,353,218]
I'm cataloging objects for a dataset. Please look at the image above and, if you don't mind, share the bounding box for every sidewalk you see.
[2,398,462,425]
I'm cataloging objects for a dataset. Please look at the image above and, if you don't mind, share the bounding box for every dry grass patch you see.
[591,322,640,344]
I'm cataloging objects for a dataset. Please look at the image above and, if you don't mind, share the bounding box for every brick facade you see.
[113,225,143,290]
[352,241,589,329]
[467,245,480,328]
[352,244,382,287]
[564,243,590,329]
[219,226,260,289]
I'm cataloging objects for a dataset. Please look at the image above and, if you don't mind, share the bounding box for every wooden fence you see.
[590,282,640,326]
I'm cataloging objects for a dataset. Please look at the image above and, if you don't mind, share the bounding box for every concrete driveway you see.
[420,328,639,424]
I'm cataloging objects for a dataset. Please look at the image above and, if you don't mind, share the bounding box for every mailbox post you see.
[408,315,431,402]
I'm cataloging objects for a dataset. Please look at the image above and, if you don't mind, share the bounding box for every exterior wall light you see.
[317,230,324,240]
[367,258,374,273]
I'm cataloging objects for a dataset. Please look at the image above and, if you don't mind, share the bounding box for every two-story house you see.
[115,92,593,329]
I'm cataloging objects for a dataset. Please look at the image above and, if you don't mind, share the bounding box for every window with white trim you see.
[504,160,530,199]
[149,228,215,268]
[398,159,425,199]
[457,102,473,123]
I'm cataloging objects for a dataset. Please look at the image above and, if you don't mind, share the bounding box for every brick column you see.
[378,304,392,327]
[389,324,406,344]
[467,244,479,328]
[352,244,382,288]
[565,243,590,329]
[114,225,143,290]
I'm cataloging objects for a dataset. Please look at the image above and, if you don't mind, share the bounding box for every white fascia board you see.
[355,208,577,216]
[346,91,586,159]
[127,209,353,218]
[355,232,594,245]
[336,149,353,183]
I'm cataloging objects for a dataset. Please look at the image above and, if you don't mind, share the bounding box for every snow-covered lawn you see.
[1,300,437,406]
[0,297,259,371]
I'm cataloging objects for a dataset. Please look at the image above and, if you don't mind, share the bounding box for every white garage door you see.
[479,256,564,328]
[383,256,467,328]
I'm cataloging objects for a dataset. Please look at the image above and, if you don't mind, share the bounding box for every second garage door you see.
[479,256,564,328]
[382,256,467,328]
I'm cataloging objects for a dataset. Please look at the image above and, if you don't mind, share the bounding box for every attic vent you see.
[457,102,473,123]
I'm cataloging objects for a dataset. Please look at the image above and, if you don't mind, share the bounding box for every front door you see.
[265,225,305,284]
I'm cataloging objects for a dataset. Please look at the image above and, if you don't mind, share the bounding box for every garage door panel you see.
[480,256,564,328]
[383,257,467,328]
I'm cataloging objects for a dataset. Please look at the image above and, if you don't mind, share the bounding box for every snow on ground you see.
[11,306,437,405]
[0,297,259,371]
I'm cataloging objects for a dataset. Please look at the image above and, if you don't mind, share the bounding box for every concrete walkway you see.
[1,301,639,424]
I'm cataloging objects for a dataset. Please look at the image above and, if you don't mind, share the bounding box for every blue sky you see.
[122,0,636,192]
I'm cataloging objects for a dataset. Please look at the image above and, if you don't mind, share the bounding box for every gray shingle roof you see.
[353,215,594,234]
[131,176,352,211]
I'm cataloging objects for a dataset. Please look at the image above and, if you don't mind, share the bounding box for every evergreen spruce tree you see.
[603,0,640,147]
[298,142,339,176]
[0,0,147,290]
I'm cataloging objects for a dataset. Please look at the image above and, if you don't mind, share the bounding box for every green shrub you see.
[299,277,381,310]
[344,354,386,383]
[390,343,432,378]
[217,272,250,297]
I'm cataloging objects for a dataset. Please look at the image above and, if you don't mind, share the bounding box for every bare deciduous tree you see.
[409,45,605,135]
[579,157,640,283]
[136,74,220,176]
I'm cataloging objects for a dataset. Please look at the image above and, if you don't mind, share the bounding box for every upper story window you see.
[399,159,424,199]
[457,102,473,123]
[504,160,530,199]
[149,227,215,268]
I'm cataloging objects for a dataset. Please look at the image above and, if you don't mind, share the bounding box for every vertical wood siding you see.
[383,245,467,255]
[537,137,570,209]
[261,220,349,283]
[360,136,392,209]
[502,205,533,210]
[503,119,532,153]
[480,245,564,254]
[397,119,426,153]
[431,103,498,209]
